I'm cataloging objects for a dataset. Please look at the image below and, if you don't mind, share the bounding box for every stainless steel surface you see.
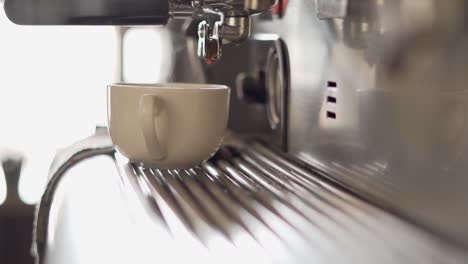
[170,0,276,17]
[223,16,250,44]
[39,131,467,263]
[316,0,348,19]
[242,0,468,247]
[265,38,288,140]
[170,0,275,17]
[197,36,289,149]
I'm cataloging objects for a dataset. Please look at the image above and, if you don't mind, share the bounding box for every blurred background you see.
[0,7,115,263]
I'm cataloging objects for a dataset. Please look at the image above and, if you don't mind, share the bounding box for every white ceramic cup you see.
[108,83,230,169]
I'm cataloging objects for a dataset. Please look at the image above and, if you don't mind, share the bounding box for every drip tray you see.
[114,139,467,263]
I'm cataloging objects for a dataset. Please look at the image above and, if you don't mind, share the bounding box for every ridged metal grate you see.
[114,139,467,263]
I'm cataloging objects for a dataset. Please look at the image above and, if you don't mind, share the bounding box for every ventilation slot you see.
[326,80,337,119]
[327,81,337,88]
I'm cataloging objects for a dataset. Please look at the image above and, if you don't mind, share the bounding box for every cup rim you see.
[109,82,228,90]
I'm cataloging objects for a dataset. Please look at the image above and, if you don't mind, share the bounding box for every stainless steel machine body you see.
[168,0,468,248]
[245,0,468,248]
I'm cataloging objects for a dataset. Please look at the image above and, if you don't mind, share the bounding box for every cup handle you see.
[139,95,166,160]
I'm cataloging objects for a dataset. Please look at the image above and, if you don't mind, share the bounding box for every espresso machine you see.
[4,0,468,263]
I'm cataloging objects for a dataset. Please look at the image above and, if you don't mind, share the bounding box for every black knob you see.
[235,71,267,104]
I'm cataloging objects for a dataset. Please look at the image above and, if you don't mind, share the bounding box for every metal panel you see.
[251,0,468,247]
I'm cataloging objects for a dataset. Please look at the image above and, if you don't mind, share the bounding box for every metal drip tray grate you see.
[114,139,467,263]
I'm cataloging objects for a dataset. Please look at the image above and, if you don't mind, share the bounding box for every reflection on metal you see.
[39,132,467,263]
[248,0,468,247]
[265,39,289,136]
[33,127,114,264]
